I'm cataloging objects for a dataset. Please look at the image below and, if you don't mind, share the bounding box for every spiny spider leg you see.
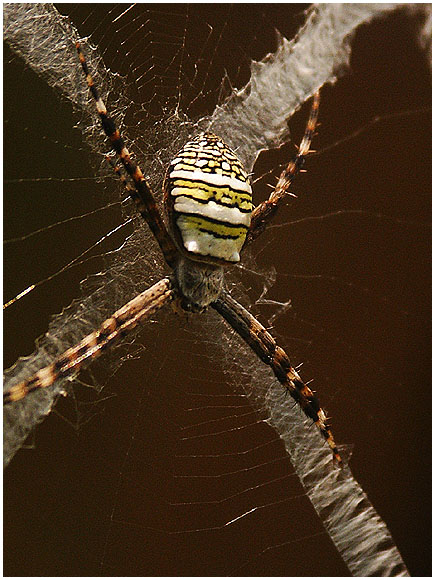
[212,289,342,466]
[76,42,178,268]
[105,154,136,194]
[4,278,174,404]
[246,91,320,245]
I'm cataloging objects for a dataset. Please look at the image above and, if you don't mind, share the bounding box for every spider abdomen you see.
[164,133,253,263]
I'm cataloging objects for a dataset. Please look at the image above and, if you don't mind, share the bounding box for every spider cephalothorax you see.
[3,43,342,467]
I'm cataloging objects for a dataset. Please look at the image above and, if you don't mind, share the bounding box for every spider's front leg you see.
[4,278,175,404]
[246,91,320,245]
[212,290,342,466]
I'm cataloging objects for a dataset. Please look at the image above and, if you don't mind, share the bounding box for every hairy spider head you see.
[173,257,224,312]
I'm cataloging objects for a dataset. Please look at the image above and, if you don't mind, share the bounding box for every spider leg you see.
[212,289,342,466]
[106,154,137,194]
[4,278,174,404]
[76,43,178,268]
[246,91,320,245]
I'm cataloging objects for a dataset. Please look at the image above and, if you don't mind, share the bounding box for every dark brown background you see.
[4,4,431,576]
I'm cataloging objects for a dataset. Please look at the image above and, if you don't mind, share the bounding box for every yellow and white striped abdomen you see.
[164,133,253,263]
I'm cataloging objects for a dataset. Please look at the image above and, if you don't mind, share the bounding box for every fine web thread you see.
[4,3,427,575]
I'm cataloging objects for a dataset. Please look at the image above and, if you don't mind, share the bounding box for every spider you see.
[3,42,342,467]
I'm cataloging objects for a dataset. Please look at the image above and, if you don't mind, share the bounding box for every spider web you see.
[3,4,431,576]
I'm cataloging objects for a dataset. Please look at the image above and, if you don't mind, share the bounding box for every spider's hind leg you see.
[246,91,320,246]
[76,42,178,268]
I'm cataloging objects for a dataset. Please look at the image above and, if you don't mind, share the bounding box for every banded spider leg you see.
[4,279,174,404]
